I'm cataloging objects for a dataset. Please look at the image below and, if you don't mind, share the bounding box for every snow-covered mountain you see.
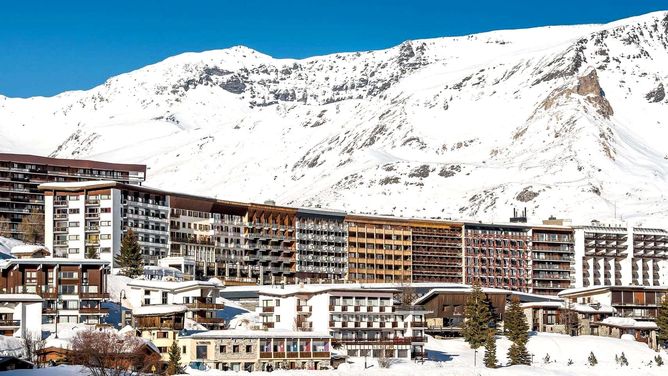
[1,12,667,226]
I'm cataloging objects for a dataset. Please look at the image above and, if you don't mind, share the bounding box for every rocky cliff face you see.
[1,12,667,226]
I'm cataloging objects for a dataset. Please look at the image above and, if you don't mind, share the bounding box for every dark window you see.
[245,345,252,353]
[220,345,226,353]
[233,345,239,353]
[196,345,207,359]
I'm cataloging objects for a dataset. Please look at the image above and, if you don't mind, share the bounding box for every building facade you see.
[40,182,170,267]
[0,153,145,240]
[574,226,668,288]
[0,257,109,327]
[257,286,427,360]
[295,208,347,283]
[125,279,226,330]
[180,330,332,371]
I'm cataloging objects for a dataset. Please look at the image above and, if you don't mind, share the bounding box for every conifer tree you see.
[505,295,531,365]
[655,354,664,367]
[483,329,497,368]
[657,295,668,347]
[462,282,494,349]
[114,228,143,277]
[588,351,598,366]
[166,341,183,375]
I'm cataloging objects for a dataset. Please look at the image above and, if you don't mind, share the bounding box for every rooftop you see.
[186,329,331,339]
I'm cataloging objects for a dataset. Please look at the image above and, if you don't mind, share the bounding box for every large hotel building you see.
[38,180,668,294]
[0,153,145,240]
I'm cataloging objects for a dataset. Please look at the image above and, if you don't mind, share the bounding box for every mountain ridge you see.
[1,11,667,226]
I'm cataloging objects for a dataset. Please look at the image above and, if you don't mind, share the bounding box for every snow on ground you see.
[107,274,133,304]
[4,365,87,376]
[6,333,667,375]
[0,236,23,256]
[0,335,24,357]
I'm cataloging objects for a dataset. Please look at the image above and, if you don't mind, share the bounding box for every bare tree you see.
[18,209,44,244]
[377,344,394,368]
[71,328,161,376]
[22,331,45,368]
[0,216,12,238]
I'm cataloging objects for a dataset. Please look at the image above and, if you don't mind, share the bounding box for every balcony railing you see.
[185,302,225,310]
[0,320,20,327]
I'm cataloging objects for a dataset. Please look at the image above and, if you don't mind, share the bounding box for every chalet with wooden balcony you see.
[0,257,109,328]
[125,279,225,330]
[132,304,186,361]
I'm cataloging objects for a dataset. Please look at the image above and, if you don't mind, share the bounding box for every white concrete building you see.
[573,225,668,288]
[125,279,225,329]
[40,181,170,269]
[256,285,427,360]
[0,294,42,337]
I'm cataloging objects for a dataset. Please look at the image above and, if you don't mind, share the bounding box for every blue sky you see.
[0,0,666,98]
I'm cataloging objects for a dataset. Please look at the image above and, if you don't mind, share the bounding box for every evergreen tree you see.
[483,329,497,368]
[85,247,98,259]
[505,295,531,365]
[618,352,628,366]
[166,341,183,375]
[461,282,494,349]
[114,228,143,277]
[588,352,598,366]
[655,354,663,367]
[657,295,668,347]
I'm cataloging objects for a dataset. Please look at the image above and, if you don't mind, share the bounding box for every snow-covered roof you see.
[38,180,120,190]
[0,294,43,302]
[600,317,658,329]
[0,258,109,270]
[571,302,615,314]
[131,304,188,316]
[257,284,399,297]
[186,329,331,339]
[413,286,513,305]
[10,244,49,256]
[127,279,222,292]
[520,301,565,309]
[559,285,668,297]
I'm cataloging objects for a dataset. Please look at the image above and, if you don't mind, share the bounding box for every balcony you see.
[193,317,226,324]
[85,199,100,206]
[262,306,275,313]
[85,213,100,220]
[185,302,225,310]
[85,226,99,232]
[79,307,109,314]
[0,320,20,327]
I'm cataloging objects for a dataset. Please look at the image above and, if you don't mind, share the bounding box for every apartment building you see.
[257,286,428,360]
[530,226,575,295]
[0,153,145,240]
[0,293,42,336]
[558,286,668,349]
[0,257,110,326]
[180,330,332,371]
[39,181,170,267]
[574,225,668,288]
[246,203,297,285]
[464,223,532,292]
[168,195,247,281]
[345,215,413,283]
[125,279,226,330]
[295,208,347,283]
[411,221,464,283]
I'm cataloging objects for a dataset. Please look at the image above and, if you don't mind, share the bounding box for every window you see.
[219,345,227,353]
[232,345,239,353]
[100,221,111,226]
[196,345,207,359]
[25,271,37,285]
[59,271,78,279]
[58,285,77,294]
[161,292,168,304]
[100,247,111,253]
[68,235,80,241]
[68,221,79,227]
[100,194,111,200]
[245,345,252,353]
[158,347,167,353]
[275,315,280,323]
[68,195,80,201]
[101,208,111,213]
[100,234,111,240]
[182,346,186,354]
[157,332,169,339]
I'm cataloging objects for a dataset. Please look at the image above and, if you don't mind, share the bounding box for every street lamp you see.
[54,297,62,339]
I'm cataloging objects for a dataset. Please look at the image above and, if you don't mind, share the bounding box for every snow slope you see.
[1,12,668,226]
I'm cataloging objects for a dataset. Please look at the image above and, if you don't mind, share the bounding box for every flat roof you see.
[132,304,188,316]
[0,152,146,174]
[0,258,109,270]
[127,279,222,292]
[0,294,43,302]
[186,329,331,339]
[258,284,399,297]
[559,285,668,297]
